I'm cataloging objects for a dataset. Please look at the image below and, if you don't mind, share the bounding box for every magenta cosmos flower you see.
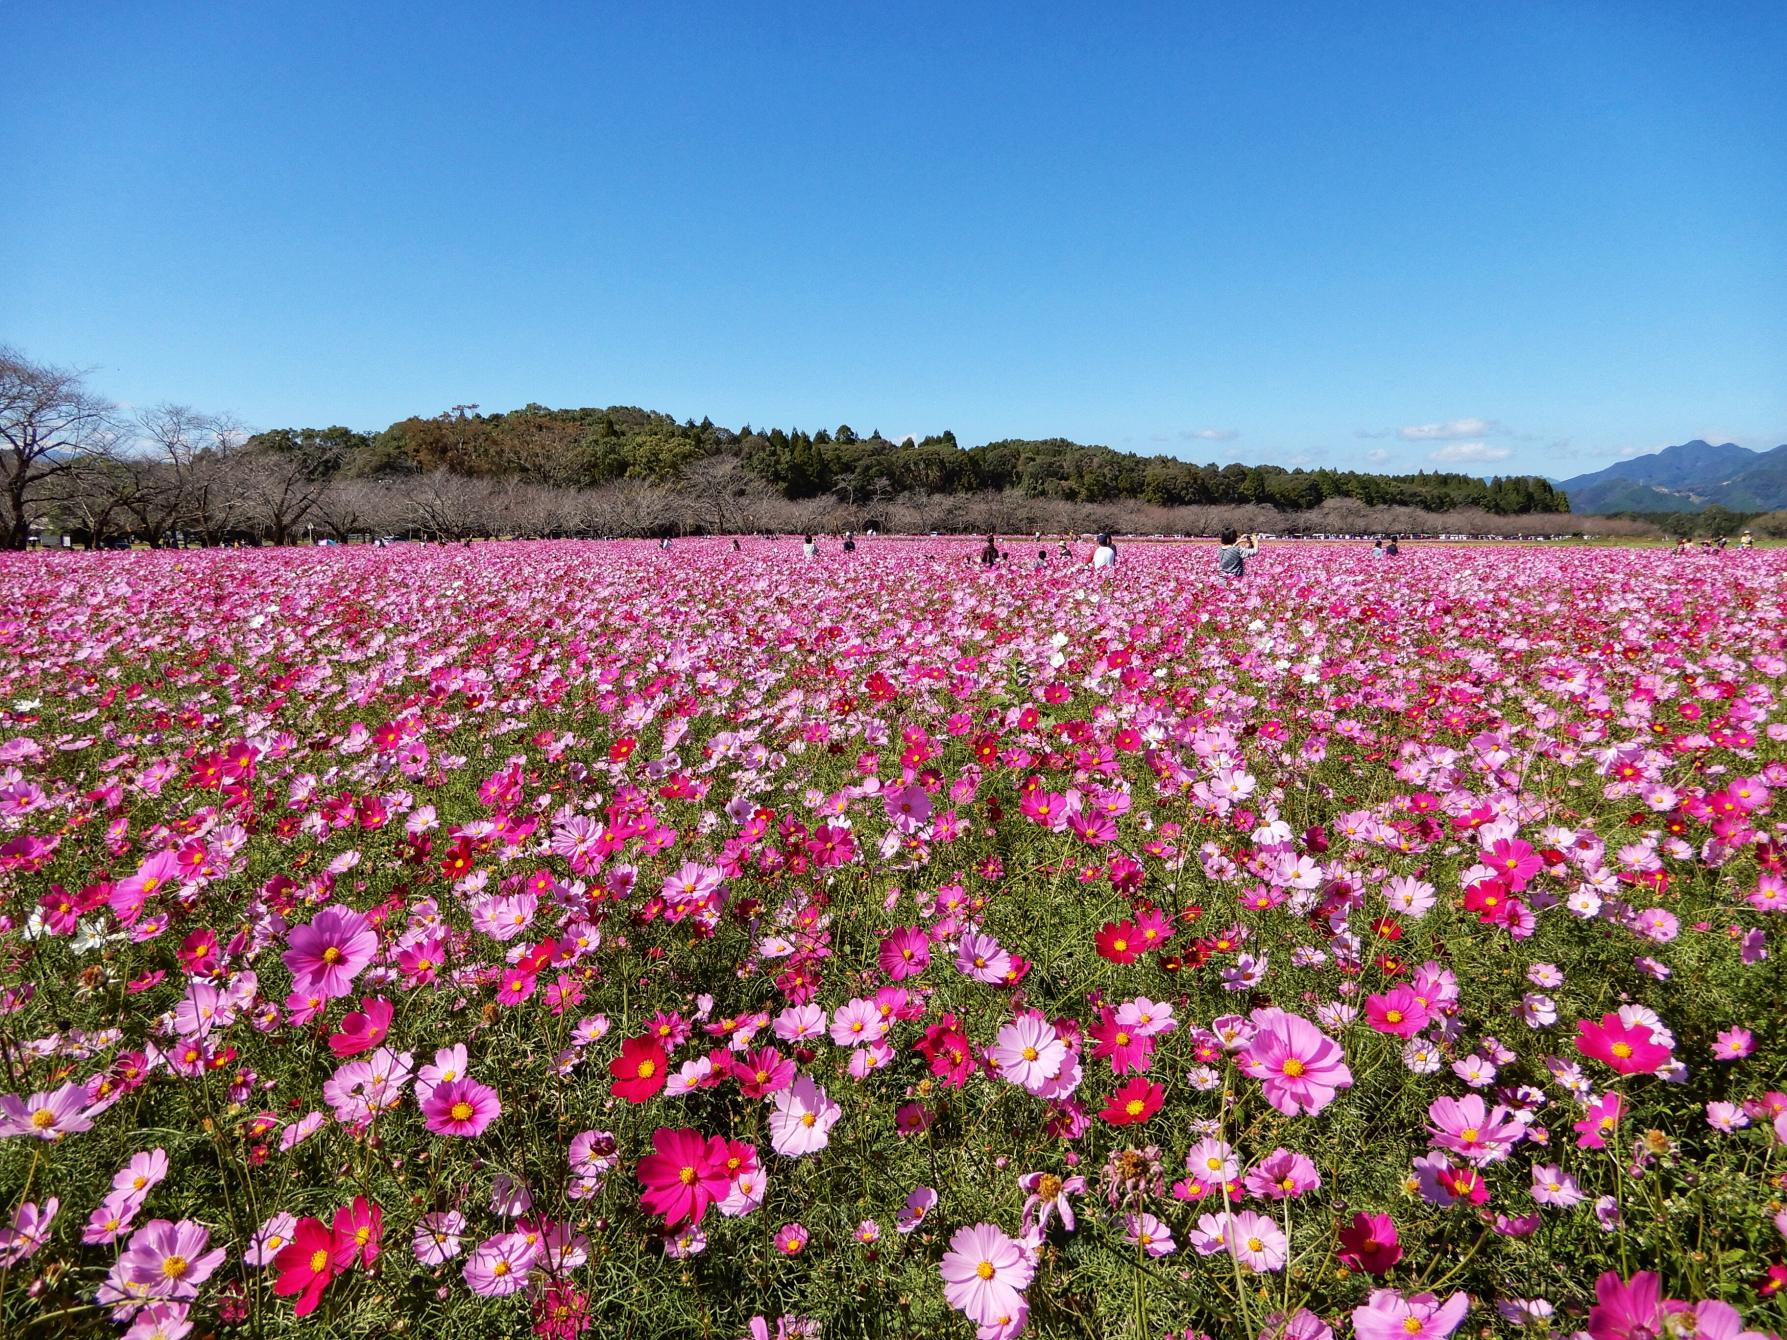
[1353,1290,1470,1340]
[283,906,377,1000]
[1573,1014,1672,1076]
[421,1077,502,1137]
[1241,1008,1353,1116]
[939,1222,1035,1328]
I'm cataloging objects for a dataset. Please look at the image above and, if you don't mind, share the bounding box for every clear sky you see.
[5,2,1784,477]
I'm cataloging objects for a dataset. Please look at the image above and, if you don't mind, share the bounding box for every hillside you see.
[247,406,1571,516]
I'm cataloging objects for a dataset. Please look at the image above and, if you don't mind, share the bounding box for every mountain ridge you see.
[1556,440,1787,513]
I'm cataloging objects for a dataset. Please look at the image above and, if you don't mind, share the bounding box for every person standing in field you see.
[1091,533,1117,570]
[1217,528,1258,578]
[802,535,816,559]
[980,535,999,566]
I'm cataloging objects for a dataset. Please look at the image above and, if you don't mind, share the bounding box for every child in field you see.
[1091,534,1117,570]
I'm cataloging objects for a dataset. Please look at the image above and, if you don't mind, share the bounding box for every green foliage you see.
[264,407,1572,515]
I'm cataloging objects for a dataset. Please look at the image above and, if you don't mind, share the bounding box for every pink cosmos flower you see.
[1353,1290,1470,1340]
[1529,1162,1584,1208]
[1712,1027,1755,1061]
[939,1222,1035,1328]
[1574,1092,1625,1149]
[1244,1147,1321,1200]
[1240,1008,1354,1116]
[282,906,377,1000]
[829,997,889,1048]
[1018,1170,1085,1233]
[1586,1271,1664,1340]
[768,1076,842,1156]
[84,1191,143,1246]
[421,1076,502,1136]
[0,1199,58,1268]
[245,1212,300,1266]
[112,1149,170,1198]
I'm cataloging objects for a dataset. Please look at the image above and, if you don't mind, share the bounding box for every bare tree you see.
[677,455,776,534]
[235,437,332,544]
[0,347,118,548]
[311,477,396,543]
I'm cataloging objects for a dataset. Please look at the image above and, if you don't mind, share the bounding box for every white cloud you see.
[1399,417,1504,442]
[1364,447,1391,464]
[1181,427,1239,442]
[1429,441,1512,464]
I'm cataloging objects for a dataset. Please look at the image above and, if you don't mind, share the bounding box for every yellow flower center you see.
[1610,1041,1633,1058]
[636,1060,656,1078]
[1403,1318,1424,1335]
[1124,1098,1146,1117]
[1384,1010,1403,1024]
[1459,1127,1479,1142]
[451,1101,474,1121]
[1021,1046,1039,1062]
[976,1261,995,1280]
[321,946,342,964]
[30,1109,54,1129]
[1282,1058,1306,1077]
[160,1255,188,1279]
[310,1248,330,1273]
[679,1166,697,1185]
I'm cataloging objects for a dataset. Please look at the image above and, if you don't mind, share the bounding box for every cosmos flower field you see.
[2,536,1786,1340]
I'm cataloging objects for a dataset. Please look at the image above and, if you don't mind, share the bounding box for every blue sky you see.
[5,2,1784,477]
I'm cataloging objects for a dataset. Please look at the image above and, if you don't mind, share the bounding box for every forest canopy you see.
[283,404,1570,515]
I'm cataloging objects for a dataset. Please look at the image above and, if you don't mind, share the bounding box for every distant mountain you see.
[1556,440,1787,513]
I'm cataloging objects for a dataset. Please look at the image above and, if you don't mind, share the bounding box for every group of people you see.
[1675,532,1753,554]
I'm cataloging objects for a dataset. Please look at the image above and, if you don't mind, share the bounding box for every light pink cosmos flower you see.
[462,1230,536,1295]
[1529,1162,1584,1208]
[956,931,1012,984]
[939,1222,1035,1329]
[990,1016,1066,1092]
[829,997,889,1048]
[1225,1210,1288,1272]
[114,1218,227,1301]
[1124,1212,1175,1257]
[1353,1290,1471,1340]
[0,1199,58,1268]
[244,1212,299,1266]
[767,1076,841,1157]
[1,1082,96,1140]
[1427,1093,1524,1165]
[112,1149,170,1199]
[282,906,377,1000]
[413,1210,467,1265]
[1240,1008,1354,1116]
[83,1191,144,1246]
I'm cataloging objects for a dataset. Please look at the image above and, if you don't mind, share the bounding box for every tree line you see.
[4,345,1595,551]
